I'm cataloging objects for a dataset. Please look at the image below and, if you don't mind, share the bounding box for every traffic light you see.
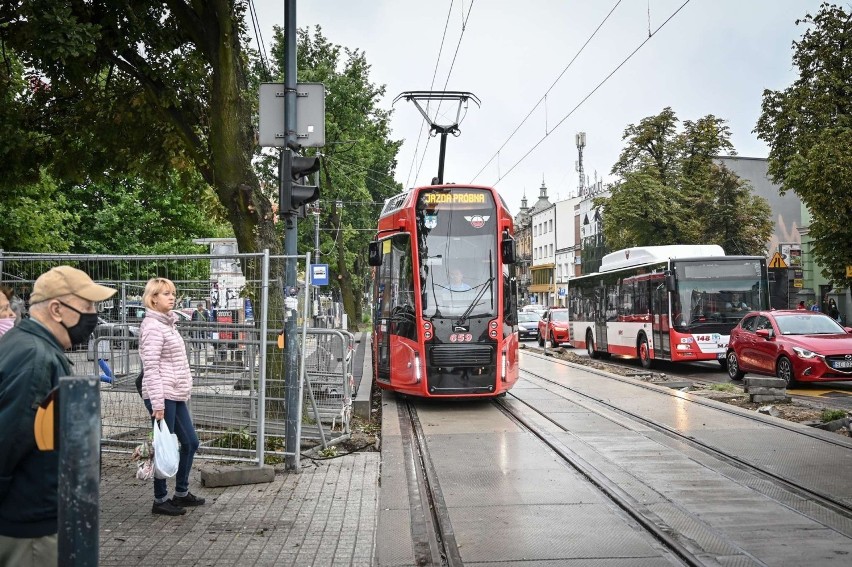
[281,149,321,215]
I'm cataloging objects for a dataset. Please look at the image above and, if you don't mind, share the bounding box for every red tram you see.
[368,184,520,397]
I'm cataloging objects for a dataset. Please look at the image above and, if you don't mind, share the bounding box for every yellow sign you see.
[423,192,486,205]
[846,265,852,278]
[793,279,803,288]
[769,252,788,269]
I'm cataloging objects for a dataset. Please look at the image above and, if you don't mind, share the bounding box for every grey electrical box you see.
[259,82,325,148]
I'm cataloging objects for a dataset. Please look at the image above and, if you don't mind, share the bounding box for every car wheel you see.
[551,331,558,347]
[726,351,744,380]
[638,335,652,369]
[586,330,600,359]
[538,333,545,347]
[776,355,795,387]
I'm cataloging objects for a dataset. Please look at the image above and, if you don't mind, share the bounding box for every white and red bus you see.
[568,245,770,369]
[368,184,520,398]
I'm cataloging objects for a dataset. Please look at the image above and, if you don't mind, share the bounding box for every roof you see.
[600,245,726,272]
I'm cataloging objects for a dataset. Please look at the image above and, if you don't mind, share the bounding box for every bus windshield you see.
[416,188,498,319]
[672,258,767,328]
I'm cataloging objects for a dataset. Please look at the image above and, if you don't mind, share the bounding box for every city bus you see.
[567,245,770,368]
[368,184,520,397]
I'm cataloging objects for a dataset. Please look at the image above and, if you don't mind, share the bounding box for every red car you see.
[538,308,571,347]
[726,310,852,386]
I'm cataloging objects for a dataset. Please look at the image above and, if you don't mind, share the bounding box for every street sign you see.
[310,264,329,286]
[846,266,852,278]
[769,252,788,269]
[793,279,804,288]
[259,82,326,147]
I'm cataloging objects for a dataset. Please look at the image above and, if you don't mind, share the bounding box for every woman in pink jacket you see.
[140,277,204,516]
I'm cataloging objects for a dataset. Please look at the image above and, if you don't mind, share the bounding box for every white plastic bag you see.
[152,419,179,478]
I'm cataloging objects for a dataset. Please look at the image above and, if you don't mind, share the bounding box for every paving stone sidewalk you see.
[99,451,379,566]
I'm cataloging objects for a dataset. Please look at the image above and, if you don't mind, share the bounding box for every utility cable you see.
[248,0,272,80]
[413,0,476,184]
[490,0,691,187]
[470,0,623,183]
[405,1,456,188]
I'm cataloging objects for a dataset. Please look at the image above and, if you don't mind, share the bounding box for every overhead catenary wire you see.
[489,0,691,187]
[469,0,623,184]
[405,0,456,188]
[413,0,476,185]
[248,0,272,80]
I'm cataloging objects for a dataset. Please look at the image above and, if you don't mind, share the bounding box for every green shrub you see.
[820,409,847,423]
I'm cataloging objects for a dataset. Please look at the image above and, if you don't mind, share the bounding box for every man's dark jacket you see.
[0,318,71,538]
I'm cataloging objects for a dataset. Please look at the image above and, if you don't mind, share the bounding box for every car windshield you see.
[774,314,846,335]
[518,313,540,323]
[551,311,570,323]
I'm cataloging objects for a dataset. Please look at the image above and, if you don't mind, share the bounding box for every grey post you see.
[283,0,300,471]
[58,375,100,566]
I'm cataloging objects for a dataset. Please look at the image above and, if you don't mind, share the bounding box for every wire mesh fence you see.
[0,250,353,465]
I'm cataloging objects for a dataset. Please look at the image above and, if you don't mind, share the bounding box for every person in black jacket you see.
[0,266,115,566]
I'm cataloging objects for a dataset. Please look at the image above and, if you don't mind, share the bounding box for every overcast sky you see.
[253,0,820,215]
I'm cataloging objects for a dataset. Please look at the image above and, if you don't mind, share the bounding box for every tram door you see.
[375,282,392,381]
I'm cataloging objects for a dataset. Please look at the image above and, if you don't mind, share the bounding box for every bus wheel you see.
[638,336,652,369]
[586,331,600,359]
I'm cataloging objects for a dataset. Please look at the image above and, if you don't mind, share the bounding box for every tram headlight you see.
[501,348,508,382]
[414,352,422,383]
[490,329,498,338]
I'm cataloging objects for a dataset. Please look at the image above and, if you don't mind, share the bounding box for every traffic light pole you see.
[283,0,300,471]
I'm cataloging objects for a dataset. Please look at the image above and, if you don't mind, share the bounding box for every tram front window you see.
[416,187,498,320]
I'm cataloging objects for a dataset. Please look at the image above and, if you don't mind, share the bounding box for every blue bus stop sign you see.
[311,264,329,286]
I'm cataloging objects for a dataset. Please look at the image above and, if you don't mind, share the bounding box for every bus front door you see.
[652,283,670,358]
[595,286,608,352]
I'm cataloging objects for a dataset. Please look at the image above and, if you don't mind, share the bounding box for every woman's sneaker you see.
[152,500,186,516]
[172,492,206,507]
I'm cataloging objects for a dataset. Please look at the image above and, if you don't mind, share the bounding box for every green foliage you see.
[0,171,76,251]
[755,4,852,288]
[602,108,772,254]
[820,408,847,423]
[268,26,402,324]
[63,171,226,255]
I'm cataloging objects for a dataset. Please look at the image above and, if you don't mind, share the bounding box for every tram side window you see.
[375,235,417,341]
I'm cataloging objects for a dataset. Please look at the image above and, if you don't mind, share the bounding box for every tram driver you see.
[448,268,472,292]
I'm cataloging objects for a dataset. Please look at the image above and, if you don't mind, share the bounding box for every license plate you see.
[832,360,852,369]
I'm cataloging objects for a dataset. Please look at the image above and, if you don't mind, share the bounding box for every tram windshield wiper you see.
[455,276,494,326]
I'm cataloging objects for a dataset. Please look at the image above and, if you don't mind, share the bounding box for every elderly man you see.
[0,266,116,566]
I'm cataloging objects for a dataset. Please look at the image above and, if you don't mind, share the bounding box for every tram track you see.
[517,366,852,522]
[398,400,462,567]
[493,396,705,567]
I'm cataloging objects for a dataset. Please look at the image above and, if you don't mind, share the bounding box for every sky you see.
[252,0,822,216]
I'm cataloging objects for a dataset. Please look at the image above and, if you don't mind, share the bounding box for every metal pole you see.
[437,130,448,184]
[283,0,300,470]
[257,249,270,466]
[58,375,100,566]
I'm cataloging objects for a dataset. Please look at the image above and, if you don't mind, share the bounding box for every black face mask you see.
[58,301,99,347]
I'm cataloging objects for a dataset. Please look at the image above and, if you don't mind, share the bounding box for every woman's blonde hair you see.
[142,277,176,309]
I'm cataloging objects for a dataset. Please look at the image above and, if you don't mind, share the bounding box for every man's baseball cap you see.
[30,266,117,304]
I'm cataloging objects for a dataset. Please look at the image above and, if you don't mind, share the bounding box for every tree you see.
[755,3,852,286]
[268,26,402,327]
[2,1,273,254]
[601,108,772,254]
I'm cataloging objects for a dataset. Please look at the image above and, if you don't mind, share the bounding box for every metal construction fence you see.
[0,251,354,465]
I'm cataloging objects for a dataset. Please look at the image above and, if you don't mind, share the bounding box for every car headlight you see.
[792,347,822,360]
